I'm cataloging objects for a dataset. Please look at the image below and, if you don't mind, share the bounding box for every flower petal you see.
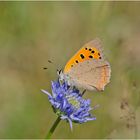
[41,89,51,97]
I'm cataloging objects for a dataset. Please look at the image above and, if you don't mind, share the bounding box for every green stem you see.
[46,117,61,139]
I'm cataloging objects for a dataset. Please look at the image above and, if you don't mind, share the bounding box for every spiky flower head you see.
[42,80,96,129]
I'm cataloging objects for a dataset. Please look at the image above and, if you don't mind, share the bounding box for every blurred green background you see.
[0,1,140,139]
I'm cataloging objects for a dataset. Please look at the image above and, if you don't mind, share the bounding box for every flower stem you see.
[46,117,61,139]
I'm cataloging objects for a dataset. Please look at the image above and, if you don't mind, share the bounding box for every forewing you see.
[64,38,104,73]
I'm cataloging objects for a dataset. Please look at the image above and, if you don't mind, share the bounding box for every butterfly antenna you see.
[43,59,61,73]
[48,60,53,64]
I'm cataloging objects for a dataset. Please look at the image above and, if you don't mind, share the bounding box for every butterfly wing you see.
[63,38,111,91]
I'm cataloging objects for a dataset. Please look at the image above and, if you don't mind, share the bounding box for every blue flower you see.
[41,80,96,129]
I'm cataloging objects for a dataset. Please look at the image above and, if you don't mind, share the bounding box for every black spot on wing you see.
[76,60,78,63]
[80,54,85,59]
[89,55,93,58]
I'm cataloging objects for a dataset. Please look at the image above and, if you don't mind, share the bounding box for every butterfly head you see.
[57,69,75,88]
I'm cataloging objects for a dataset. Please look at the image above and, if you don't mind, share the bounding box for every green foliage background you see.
[0,1,140,139]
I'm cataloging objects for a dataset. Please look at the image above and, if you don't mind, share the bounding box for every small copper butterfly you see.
[59,38,111,91]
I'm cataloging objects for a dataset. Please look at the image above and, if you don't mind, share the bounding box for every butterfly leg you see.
[81,89,86,96]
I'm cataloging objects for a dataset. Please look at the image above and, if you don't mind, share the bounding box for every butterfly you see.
[58,38,111,91]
